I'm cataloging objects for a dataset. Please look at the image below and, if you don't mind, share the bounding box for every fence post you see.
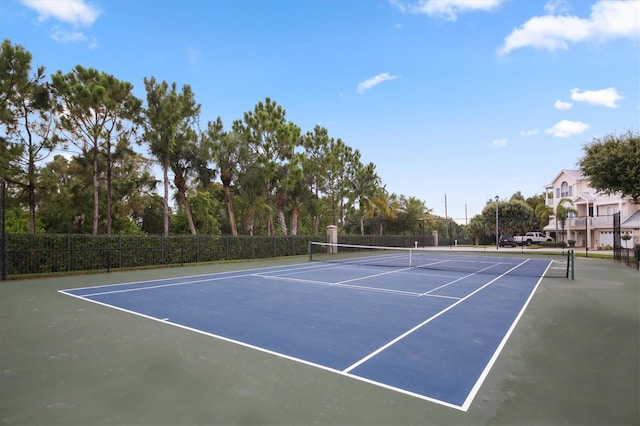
[67,233,72,272]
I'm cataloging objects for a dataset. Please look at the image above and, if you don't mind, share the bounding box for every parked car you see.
[513,232,553,246]
[498,234,517,247]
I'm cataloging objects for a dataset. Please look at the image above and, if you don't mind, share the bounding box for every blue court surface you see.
[60,254,551,411]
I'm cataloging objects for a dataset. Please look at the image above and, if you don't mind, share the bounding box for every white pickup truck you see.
[514,232,553,246]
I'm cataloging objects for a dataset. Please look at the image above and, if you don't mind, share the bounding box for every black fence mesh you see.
[612,212,639,270]
[2,234,324,277]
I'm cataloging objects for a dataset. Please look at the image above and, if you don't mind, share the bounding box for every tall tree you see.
[234,162,271,236]
[143,77,201,235]
[324,138,358,229]
[278,152,310,235]
[0,39,26,125]
[38,155,88,232]
[348,161,381,235]
[371,187,399,235]
[0,40,58,233]
[107,143,156,233]
[579,131,640,203]
[232,98,299,235]
[203,120,244,236]
[52,66,141,234]
[302,125,332,235]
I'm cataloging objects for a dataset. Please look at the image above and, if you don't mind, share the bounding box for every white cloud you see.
[545,119,589,137]
[544,0,571,15]
[520,129,539,136]
[499,0,640,55]
[554,100,573,110]
[571,87,622,108]
[21,0,100,26]
[390,0,503,21]
[492,138,508,147]
[357,73,398,94]
[51,27,87,43]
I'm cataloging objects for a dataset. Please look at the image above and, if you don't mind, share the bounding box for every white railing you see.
[567,215,615,229]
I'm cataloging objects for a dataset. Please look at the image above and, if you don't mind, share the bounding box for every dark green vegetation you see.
[1,257,638,425]
[579,131,640,204]
[1,39,637,244]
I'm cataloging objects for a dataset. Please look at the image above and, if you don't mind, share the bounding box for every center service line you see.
[342,258,531,374]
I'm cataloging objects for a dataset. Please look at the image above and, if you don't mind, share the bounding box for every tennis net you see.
[308,242,573,278]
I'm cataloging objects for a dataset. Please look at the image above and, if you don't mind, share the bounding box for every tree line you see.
[2,39,637,242]
[1,39,441,237]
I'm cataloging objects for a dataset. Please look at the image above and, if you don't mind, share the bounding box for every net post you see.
[570,249,575,280]
[308,241,312,262]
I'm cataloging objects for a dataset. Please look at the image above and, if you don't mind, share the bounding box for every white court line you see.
[459,258,553,411]
[256,258,494,299]
[61,261,330,293]
[251,274,331,286]
[74,273,255,297]
[59,288,464,410]
[342,258,531,374]
[254,274,425,297]
[417,262,505,297]
[333,265,413,285]
[58,256,546,412]
[61,262,337,296]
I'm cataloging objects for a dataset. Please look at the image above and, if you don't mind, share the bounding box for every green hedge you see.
[4,234,323,277]
[539,241,567,248]
[2,233,442,278]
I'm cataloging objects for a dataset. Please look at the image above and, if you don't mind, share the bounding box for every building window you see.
[560,181,572,197]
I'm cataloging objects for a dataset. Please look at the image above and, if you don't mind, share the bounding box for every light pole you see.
[495,195,499,250]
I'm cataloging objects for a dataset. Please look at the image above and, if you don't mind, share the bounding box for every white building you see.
[543,170,640,249]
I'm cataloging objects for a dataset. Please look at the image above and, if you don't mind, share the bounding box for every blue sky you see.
[1,0,638,222]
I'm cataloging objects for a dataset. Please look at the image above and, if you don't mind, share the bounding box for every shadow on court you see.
[1,256,638,425]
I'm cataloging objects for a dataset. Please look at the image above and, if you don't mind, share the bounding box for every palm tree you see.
[534,202,553,231]
[466,215,487,246]
[372,187,400,235]
[349,162,381,235]
[555,198,577,242]
[205,123,244,236]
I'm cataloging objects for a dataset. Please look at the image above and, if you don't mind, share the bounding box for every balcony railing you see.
[567,216,615,229]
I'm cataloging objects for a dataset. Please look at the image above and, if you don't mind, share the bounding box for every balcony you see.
[567,215,615,229]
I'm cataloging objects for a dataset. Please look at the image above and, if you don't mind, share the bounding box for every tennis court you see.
[59,246,560,411]
[2,248,638,425]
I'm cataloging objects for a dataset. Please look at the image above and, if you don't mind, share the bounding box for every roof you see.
[544,169,585,188]
[622,210,640,227]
